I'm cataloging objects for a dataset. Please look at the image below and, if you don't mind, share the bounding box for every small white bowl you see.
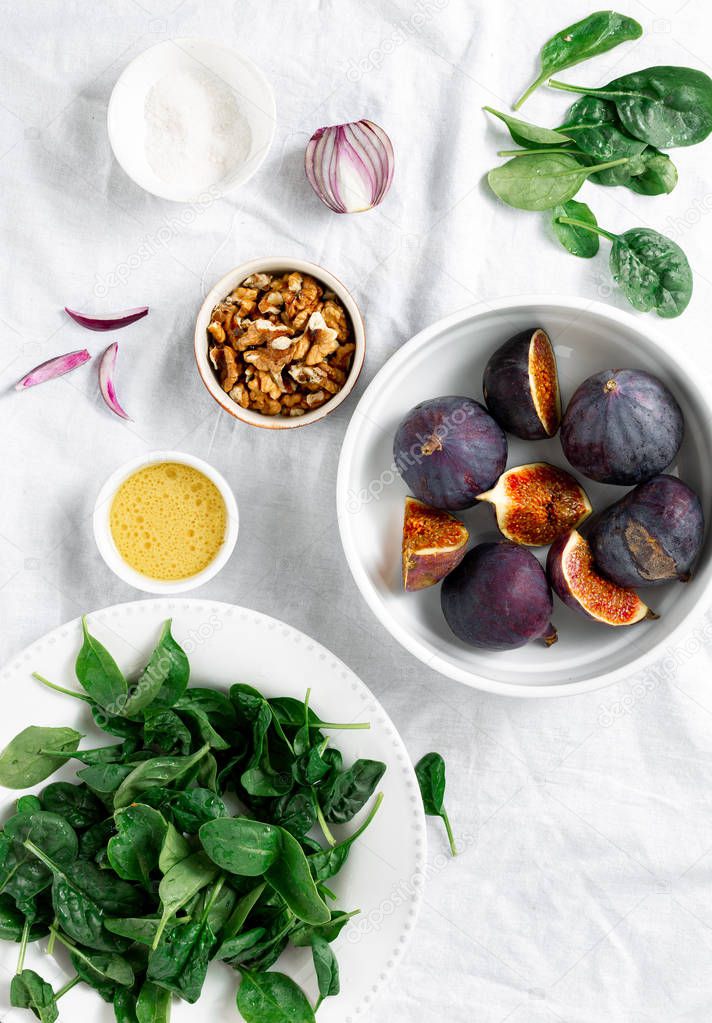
[107,38,276,202]
[93,451,239,594]
[194,257,366,429]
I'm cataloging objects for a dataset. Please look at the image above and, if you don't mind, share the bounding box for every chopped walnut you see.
[303,311,339,366]
[322,300,351,341]
[211,346,239,392]
[207,269,356,417]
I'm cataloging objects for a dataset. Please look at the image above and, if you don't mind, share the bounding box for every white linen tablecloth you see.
[2,1,712,1019]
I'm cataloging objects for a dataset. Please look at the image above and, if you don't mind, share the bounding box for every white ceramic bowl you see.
[107,38,276,202]
[93,450,239,594]
[337,297,712,698]
[195,257,366,429]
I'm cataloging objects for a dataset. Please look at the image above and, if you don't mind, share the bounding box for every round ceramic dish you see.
[0,599,425,1022]
[336,297,712,698]
[195,257,366,429]
[93,450,239,594]
[107,38,276,202]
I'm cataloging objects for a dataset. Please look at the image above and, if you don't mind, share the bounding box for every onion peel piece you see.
[15,349,91,391]
[98,342,132,421]
[65,306,148,331]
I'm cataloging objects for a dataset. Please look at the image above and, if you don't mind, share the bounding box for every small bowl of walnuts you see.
[195,257,365,428]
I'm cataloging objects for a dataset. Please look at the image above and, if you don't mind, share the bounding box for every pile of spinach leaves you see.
[484,10,710,318]
[0,618,388,1022]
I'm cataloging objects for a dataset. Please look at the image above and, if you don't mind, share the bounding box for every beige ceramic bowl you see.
[194,257,366,429]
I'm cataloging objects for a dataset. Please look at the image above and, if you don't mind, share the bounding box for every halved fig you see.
[547,530,657,626]
[477,462,592,546]
[483,328,561,440]
[402,496,469,591]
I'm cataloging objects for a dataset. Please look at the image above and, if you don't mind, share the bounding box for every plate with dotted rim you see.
[0,599,426,1022]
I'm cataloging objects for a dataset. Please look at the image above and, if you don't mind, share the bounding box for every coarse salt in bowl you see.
[107,38,276,202]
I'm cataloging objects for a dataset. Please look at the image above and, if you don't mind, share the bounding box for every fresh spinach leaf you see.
[549,66,712,148]
[215,926,267,961]
[77,763,134,797]
[321,759,386,824]
[143,709,192,756]
[264,829,330,926]
[611,227,693,317]
[312,932,340,1007]
[170,789,227,834]
[560,95,647,161]
[158,822,191,875]
[147,913,216,1004]
[135,981,171,1023]
[487,151,633,211]
[0,727,82,789]
[237,971,315,1023]
[108,804,167,884]
[122,620,189,716]
[552,199,600,257]
[113,988,139,1023]
[39,783,105,829]
[514,11,642,109]
[10,968,58,1023]
[113,744,209,809]
[484,106,572,148]
[219,882,266,943]
[415,752,457,857]
[153,851,218,948]
[75,617,128,712]
[105,916,163,946]
[627,149,677,194]
[200,818,282,876]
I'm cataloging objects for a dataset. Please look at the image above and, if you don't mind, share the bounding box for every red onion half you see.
[15,349,91,391]
[65,306,148,331]
[305,119,394,214]
[98,343,132,421]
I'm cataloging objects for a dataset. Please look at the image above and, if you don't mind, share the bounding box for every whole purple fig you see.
[561,369,683,485]
[588,474,704,587]
[441,541,557,650]
[394,396,507,511]
[483,327,561,439]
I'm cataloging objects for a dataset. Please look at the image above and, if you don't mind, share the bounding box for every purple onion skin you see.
[483,329,548,439]
[588,474,704,587]
[561,369,684,485]
[441,541,556,650]
[394,396,507,511]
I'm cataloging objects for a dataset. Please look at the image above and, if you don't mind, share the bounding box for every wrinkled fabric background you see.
[2,1,712,1020]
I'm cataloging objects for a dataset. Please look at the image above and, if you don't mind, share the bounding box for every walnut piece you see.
[207,270,356,417]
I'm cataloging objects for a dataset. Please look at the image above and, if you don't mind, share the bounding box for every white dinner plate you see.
[0,600,425,1021]
[337,297,712,698]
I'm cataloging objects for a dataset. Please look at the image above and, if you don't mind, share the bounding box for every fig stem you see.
[420,435,443,456]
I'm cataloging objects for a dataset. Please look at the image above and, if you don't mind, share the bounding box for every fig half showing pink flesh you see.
[477,462,592,546]
[547,530,657,626]
[482,328,561,440]
[402,496,469,591]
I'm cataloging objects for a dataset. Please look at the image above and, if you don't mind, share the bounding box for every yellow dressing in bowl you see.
[109,462,227,581]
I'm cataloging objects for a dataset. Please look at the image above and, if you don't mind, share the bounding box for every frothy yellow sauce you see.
[110,462,227,581]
